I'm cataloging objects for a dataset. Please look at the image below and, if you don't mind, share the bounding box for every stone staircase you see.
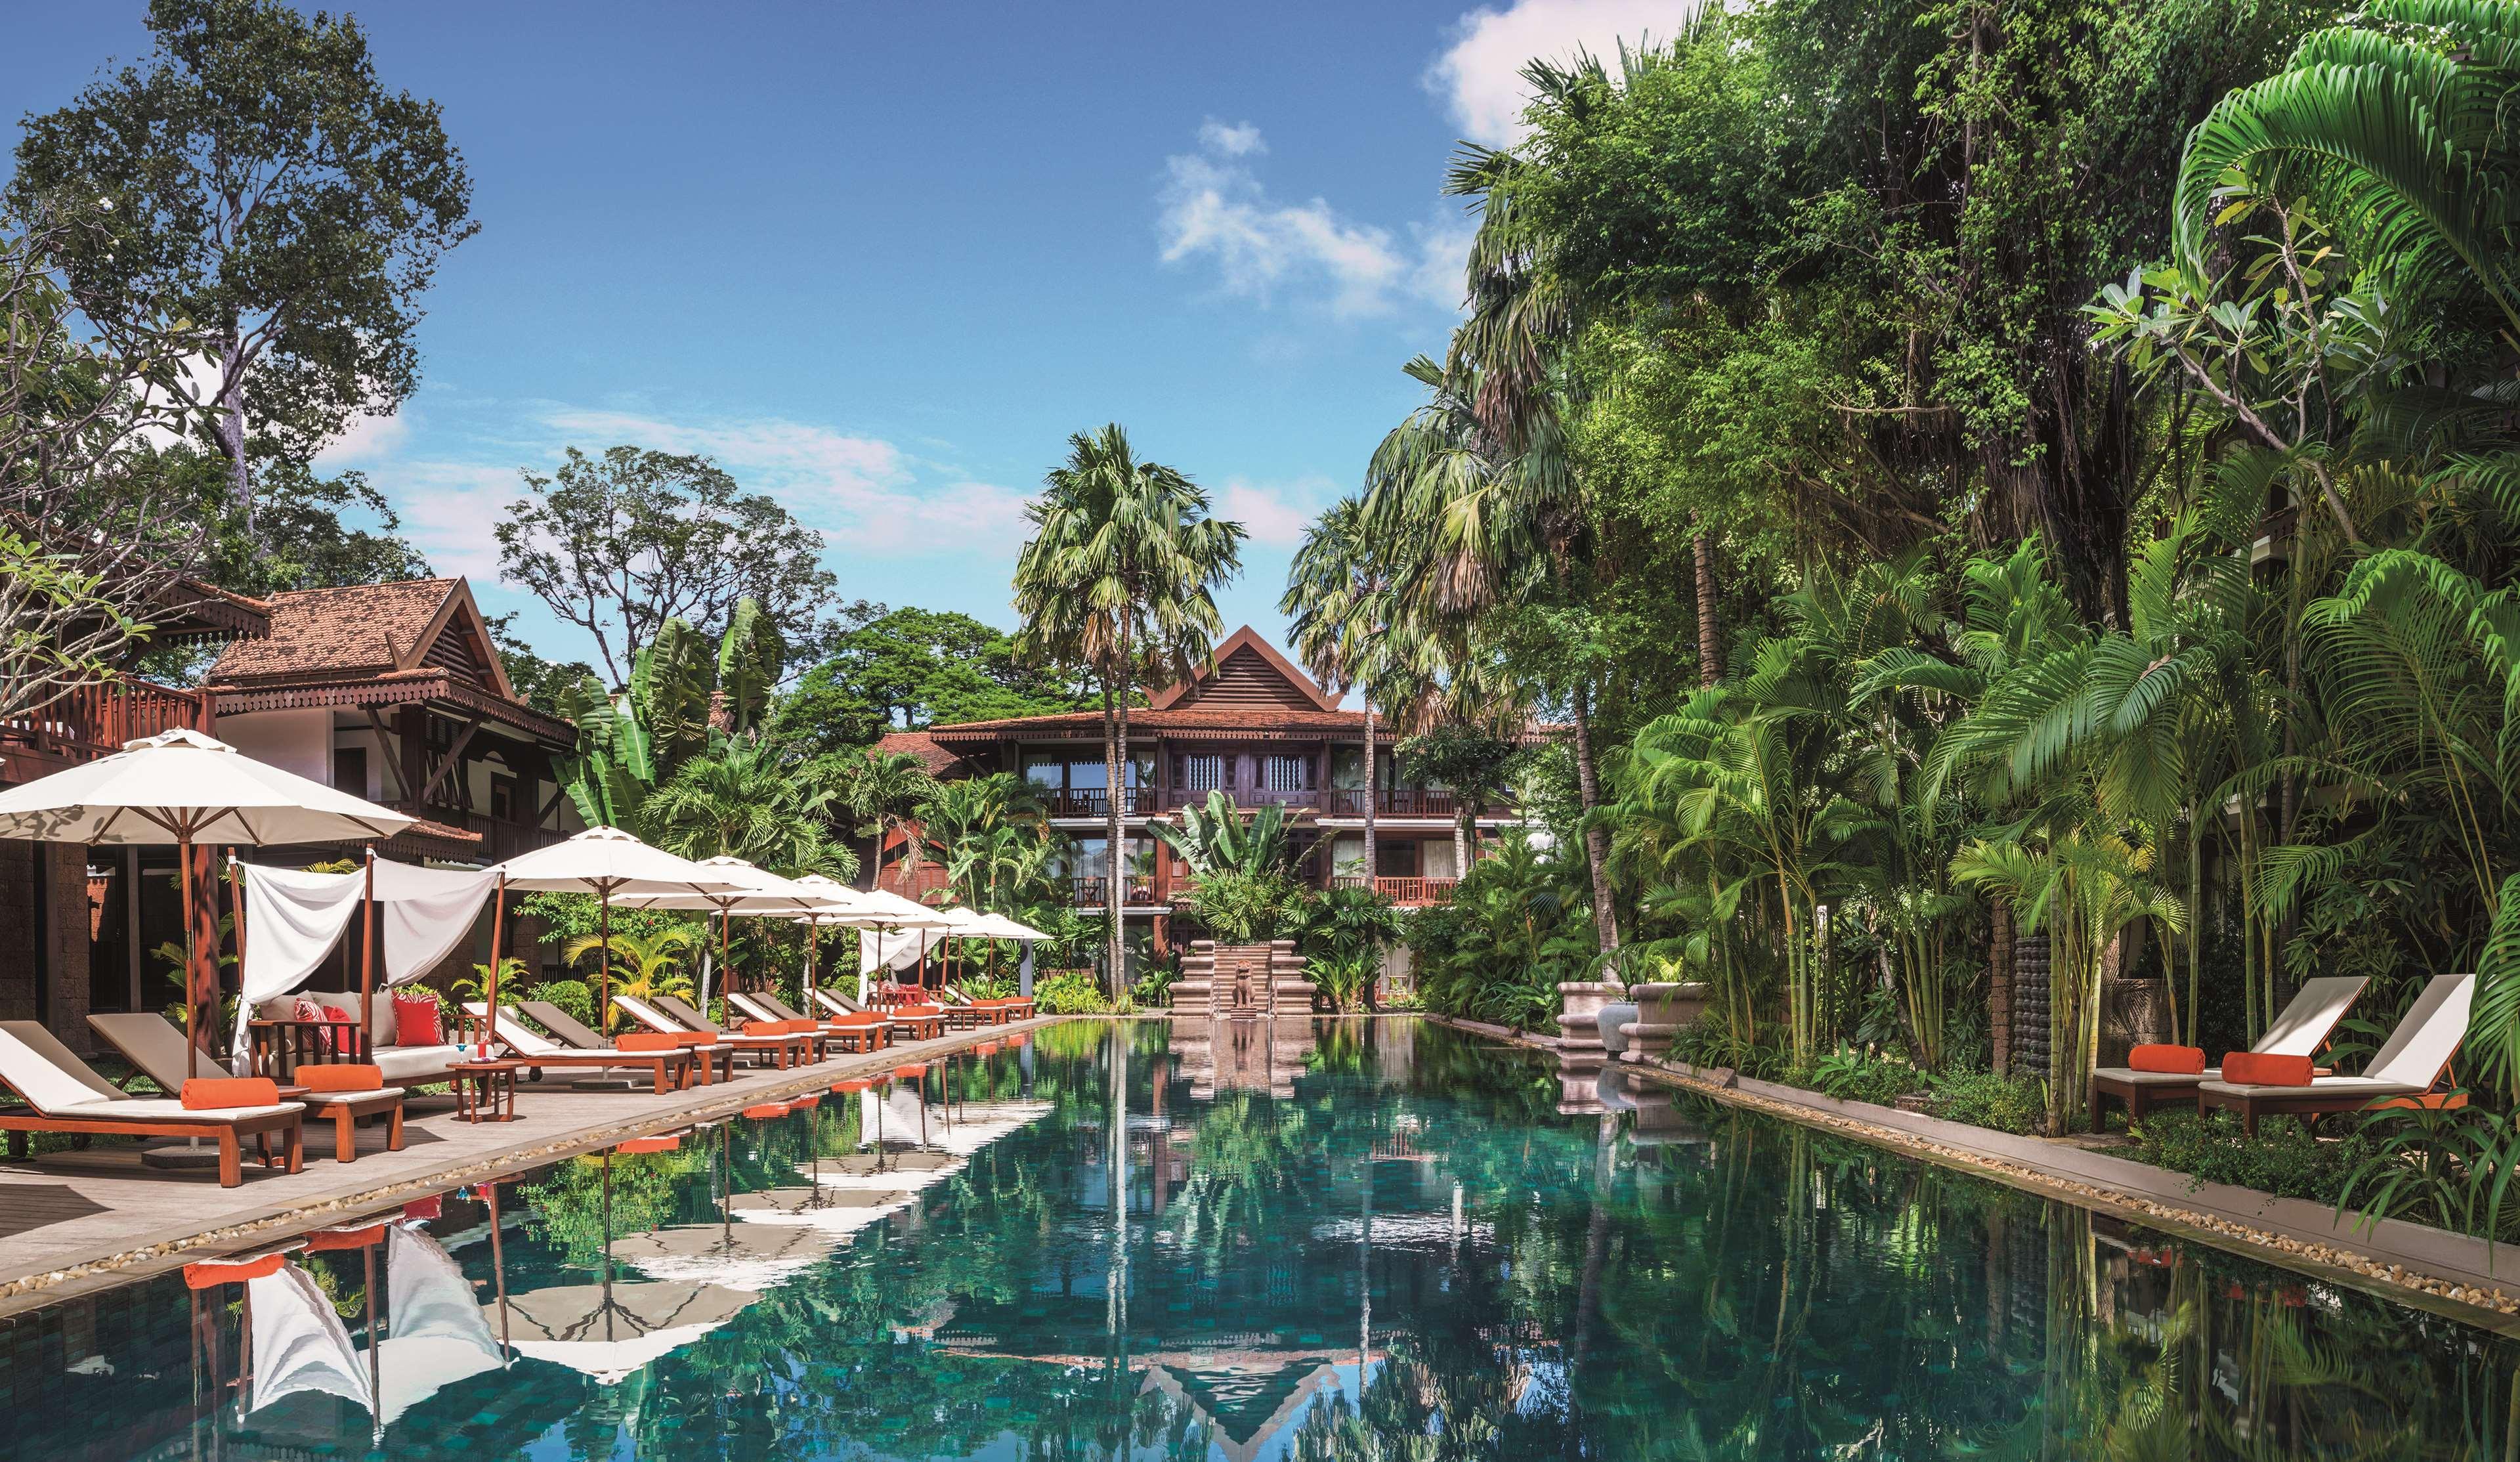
[1174,940,1315,1016]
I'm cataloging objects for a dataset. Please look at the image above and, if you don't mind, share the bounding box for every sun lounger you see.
[91,1010,404,1165]
[654,993,821,1069]
[0,1021,303,1186]
[940,983,1031,1023]
[733,992,891,1055]
[2197,973,2476,1134]
[517,1000,720,1086]
[810,985,945,1039]
[2091,976,2368,1123]
[614,995,813,1071]
[458,1004,696,1094]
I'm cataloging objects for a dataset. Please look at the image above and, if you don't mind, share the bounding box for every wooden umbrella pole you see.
[598,889,613,1036]
[225,853,247,1063]
[721,909,733,1002]
[180,835,200,1079]
[488,1178,511,1354]
[484,872,507,1054]
[359,846,377,1061]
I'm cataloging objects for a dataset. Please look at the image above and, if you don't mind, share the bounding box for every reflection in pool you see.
[1,1018,2515,1460]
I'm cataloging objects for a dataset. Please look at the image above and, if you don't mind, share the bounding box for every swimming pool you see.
[0,1018,2509,1460]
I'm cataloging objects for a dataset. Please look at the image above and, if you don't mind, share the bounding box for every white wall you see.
[216,708,332,785]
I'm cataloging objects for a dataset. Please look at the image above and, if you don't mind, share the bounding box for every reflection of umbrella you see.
[246,1262,371,1418]
[611,1224,837,1291]
[727,1187,912,1238]
[370,1224,505,1427]
[492,828,744,1029]
[0,729,414,1075]
[491,1281,758,1385]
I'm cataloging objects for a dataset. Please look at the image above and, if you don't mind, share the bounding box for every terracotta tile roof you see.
[872,729,973,775]
[209,579,461,681]
[924,706,1374,739]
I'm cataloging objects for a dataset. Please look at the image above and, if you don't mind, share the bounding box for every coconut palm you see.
[1012,424,1245,993]
[1285,494,1426,888]
[647,733,852,878]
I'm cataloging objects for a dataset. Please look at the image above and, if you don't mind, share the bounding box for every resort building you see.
[0,574,577,1052]
[871,626,1527,953]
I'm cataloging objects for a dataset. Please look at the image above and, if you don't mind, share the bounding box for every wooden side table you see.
[449,1061,520,1123]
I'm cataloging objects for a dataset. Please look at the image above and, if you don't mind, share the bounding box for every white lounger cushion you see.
[610,995,681,1035]
[2091,1067,2214,1086]
[374,1046,463,1083]
[727,993,785,1025]
[2257,976,2370,1057]
[463,1004,563,1058]
[51,1097,303,1123]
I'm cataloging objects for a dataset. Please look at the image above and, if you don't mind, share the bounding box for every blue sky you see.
[9,1,1686,674]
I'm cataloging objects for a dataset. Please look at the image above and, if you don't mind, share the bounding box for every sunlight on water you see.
[0,1019,2511,1461]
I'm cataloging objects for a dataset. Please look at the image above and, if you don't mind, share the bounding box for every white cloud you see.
[1428,0,1703,146]
[1219,473,1338,548]
[314,403,412,469]
[393,460,521,579]
[532,407,1031,555]
[1198,119,1267,156]
[1157,127,1468,318]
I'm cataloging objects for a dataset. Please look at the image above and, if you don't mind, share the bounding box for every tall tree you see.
[1014,425,1245,995]
[773,607,1087,756]
[497,445,851,687]
[11,0,477,519]
[1285,496,1407,890]
[822,750,941,884]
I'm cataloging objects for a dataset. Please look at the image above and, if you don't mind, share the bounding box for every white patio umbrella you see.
[610,855,845,1006]
[0,728,414,1076]
[837,888,955,997]
[784,873,885,1007]
[489,828,746,1037]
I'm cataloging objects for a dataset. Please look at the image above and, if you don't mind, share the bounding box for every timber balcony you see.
[1319,788,1461,817]
[0,679,213,784]
[874,862,1163,909]
[1327,875,1461,906]
[1044,788,1159,819]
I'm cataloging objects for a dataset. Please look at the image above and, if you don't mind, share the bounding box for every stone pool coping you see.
[0,1016,1067,1320]
[1427,1015,2520,1337]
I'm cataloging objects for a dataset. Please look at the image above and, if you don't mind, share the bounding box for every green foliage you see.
[1927,1070,2051,1136]
[524,979,594,1032]
[1032,970,1111,1016]
[2131,1109,2375,1203]
[1283,884,1406,963]
[2336,1106,2520,1243]
[1129,957,1178,1010]
[1150,789,1302,878]
[1178,869,1306,944]
[1306,949,1380,1014]
[1407,830,1598,1031]
[774,607,1086,757]
[1805,1043,1925,1106]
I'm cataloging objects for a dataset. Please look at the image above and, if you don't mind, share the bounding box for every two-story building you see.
[871,627,1526,954]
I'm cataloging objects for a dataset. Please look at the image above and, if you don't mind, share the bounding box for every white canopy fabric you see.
[0,728,412,846]
[374,1223,507,1426]
[488,827,745,899]
[247,1262,373,1419]
[231,861,500,1071]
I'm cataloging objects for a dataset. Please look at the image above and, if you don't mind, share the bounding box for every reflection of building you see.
[1172,1016,1316,1100]
[874,627,1535,950]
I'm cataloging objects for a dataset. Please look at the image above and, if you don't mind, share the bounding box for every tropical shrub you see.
[525,979,595,1033]
[1033,970,1112,1016]
[2129,1111,2374,1203]
[1927,1070,2049,1136]
[1177,869,1306,943]
[1805,1043,1925,1106]
[1130,956,1179,1010]
[1307,949,1381,1014]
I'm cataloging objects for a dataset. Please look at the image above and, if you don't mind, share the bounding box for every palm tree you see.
[822,750,939,888]
[563,927,697,1033]
[1013,424,1245,995]
[914,773,1055,907]
[648,734,853,878]
[1285,495,1417,890]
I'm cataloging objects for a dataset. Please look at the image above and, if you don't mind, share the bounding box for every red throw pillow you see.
[323,1004,359,1056]
[616,1032,680,1052]
[2222,1052,2317,1086]
[296,1063,383,1094]
[2128,1044,2206,1075]
[393,995,441,1048]
[293,996,335,1054]
[181,1077,280,1110]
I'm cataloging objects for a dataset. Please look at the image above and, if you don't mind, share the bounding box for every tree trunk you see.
[1361,691,1377,896]
[1109,625,1132,1003]
[1692,517,1720,689]
[1104,676,1126,1003]
[1454,806,1470,886]
[1570,680,1622,979]
[215,336,254,523]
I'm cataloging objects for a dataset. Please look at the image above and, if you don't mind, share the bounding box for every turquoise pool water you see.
[0,1018,2513,1460]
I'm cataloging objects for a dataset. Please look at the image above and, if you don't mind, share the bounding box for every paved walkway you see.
[0,1018,1055,1316]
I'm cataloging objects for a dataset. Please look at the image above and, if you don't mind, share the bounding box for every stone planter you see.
[1614,981,1709,1064]
[1555,981,1618,1072]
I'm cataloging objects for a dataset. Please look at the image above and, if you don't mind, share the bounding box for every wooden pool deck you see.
[0,1017,1056,1317]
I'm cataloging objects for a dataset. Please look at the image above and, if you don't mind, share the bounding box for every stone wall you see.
[1174,940,1313,1016]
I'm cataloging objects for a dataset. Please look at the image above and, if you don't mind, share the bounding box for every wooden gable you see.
[403,580,517,702]
[1151,627,1341,713]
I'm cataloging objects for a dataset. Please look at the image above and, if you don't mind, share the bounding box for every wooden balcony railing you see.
[396,806,565,862]
[1045,787,1157,818]
[1320,788,1459,817]
[1327,875,1460,906]
[0,679,213,779]
[1073,875,1157,907]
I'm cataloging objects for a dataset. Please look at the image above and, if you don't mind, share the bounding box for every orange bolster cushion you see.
[2222,1052,2316,1086]
[742,1020,802,1037]
[295,1064,385,1094]
[895,1004,942,1018]
[2127,1044,2206,1075]
[674,1031,720,1047]
[184,1253,285,1289]
[303,1224,387,1252]
[616,1032,680,1053]
[180,1077,280,1110]
[827,1012,882,1026]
